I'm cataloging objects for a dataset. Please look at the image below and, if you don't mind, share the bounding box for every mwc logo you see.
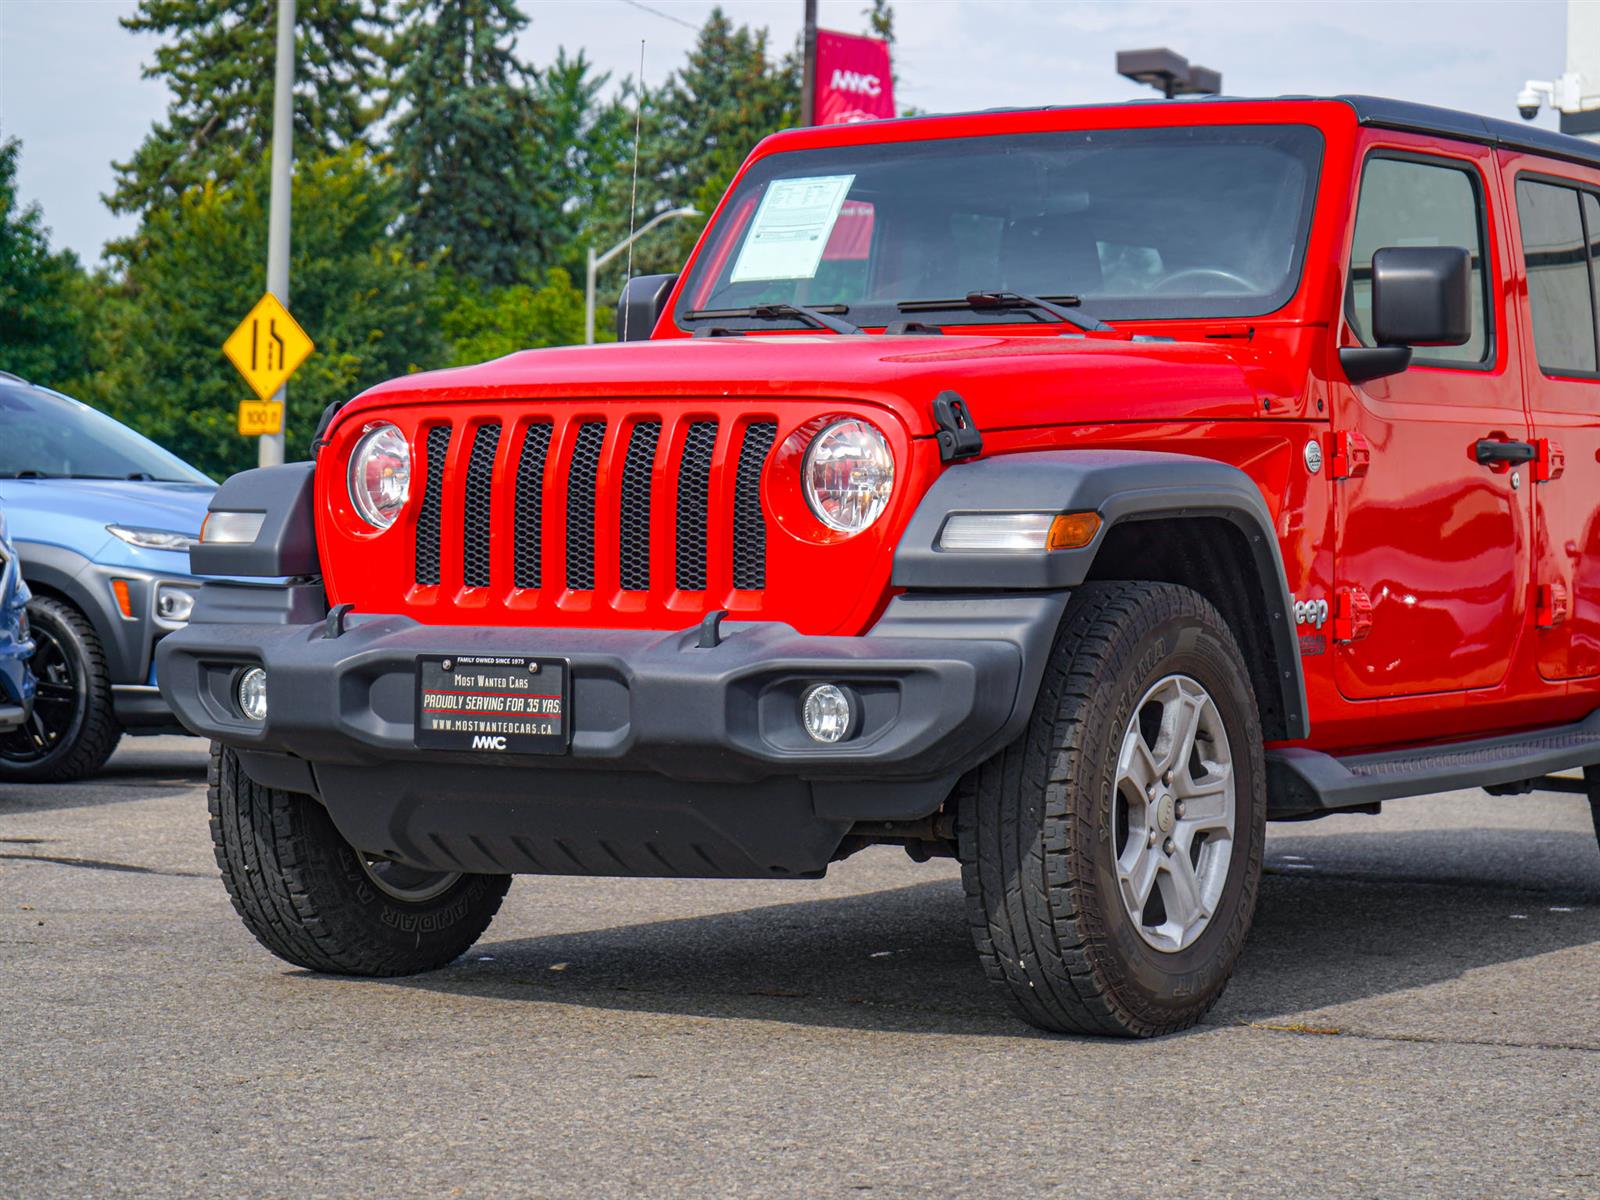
[830,68,882,97]
[815,29,894,125]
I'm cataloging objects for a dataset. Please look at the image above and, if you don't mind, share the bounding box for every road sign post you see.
[260,0,296,467]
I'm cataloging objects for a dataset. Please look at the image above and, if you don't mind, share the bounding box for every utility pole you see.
[259,0,295,468]
[800,0,818,125]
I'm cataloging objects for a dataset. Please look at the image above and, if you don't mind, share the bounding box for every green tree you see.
[389,0,545,286]
[85,149,438,478]
[109,0,392,222]
[0,135,90,385]
[439,267,596,366]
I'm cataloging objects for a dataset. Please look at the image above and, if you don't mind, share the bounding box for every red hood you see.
[335,332,1301,439]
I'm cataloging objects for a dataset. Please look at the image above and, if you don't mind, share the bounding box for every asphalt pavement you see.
[3,735,1597,1198]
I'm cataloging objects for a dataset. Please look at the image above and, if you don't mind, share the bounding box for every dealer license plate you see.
[414,655,569,754]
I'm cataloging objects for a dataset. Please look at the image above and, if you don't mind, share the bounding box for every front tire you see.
[209,743,511,975]
[0,595,122,782]
[957,581,1266,1037]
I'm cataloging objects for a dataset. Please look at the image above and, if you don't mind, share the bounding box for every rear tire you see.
[0,595,121,782]
[956,581,1266,1037]
[209,743,511,975]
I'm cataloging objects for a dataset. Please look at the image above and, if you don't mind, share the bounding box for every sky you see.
[0,0,1573,266]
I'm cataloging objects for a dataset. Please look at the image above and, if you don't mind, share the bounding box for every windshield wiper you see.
[684,302,863,335]
[898,290,1113,333]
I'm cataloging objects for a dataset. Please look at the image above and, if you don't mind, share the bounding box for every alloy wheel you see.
[1111,673,1237,953]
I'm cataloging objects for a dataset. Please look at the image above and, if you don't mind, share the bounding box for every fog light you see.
[237,666,268,722]
[155,583,195,624]
[801,683,854,744]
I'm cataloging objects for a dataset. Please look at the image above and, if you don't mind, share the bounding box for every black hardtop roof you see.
[1339,94,1600,171]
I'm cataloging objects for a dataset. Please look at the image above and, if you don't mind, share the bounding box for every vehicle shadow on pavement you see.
[0,737,209,817]
[372,823,1600,1039]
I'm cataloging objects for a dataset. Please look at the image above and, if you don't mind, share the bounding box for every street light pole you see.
[259,0,295,468]
[584,206,699,344]
[801,0,818,125]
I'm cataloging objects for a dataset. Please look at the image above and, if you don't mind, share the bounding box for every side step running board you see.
[1266,710,1600,818]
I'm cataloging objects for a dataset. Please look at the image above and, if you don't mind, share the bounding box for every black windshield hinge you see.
[932,391,982,463]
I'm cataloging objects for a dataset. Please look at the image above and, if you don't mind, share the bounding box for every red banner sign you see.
[814,29,895,125]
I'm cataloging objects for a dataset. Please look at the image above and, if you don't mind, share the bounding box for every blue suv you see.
[0,506,36,733]
[0,373,214,780]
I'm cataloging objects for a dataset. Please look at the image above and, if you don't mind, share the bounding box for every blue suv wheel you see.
[0,595,119,781]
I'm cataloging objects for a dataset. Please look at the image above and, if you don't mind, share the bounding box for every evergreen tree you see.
[108,0,392,222]
[0,135,90,385]
[389,0,544,286]
[599,8,799,282]
[529,49,634,280]
[84,149,439,478]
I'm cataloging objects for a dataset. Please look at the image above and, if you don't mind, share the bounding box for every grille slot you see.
[462,423,501,588]
[565,421,606,591]
[414,425,451,586]
[732,422,777,590]
[619,422,661,591]
[675,421,718,591]
[513,423,553,589]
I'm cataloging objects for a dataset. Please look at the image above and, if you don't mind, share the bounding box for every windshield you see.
[0,382,212,483]
[677,123,1324,330]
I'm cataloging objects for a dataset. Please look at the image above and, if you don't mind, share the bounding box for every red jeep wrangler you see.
[161,96,1600,1037]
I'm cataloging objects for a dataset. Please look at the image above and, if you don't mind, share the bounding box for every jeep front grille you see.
[414,412,781,599]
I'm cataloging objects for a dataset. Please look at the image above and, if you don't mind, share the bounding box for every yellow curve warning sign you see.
[223,293,313,402]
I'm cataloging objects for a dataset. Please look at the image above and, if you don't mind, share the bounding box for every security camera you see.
[1517,84,1545,121]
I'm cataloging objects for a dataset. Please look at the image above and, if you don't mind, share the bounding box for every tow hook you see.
[932,391,983,462]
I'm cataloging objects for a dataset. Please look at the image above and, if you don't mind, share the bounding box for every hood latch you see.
[932,391,983,463]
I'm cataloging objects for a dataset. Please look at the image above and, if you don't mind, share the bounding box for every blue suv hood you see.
[0,479,215,572]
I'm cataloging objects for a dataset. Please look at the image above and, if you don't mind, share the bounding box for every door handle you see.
[1474,438,1537,466]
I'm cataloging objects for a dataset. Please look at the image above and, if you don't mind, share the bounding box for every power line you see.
[619,0,699,32]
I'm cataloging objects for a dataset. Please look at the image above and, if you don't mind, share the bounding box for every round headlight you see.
[802,419,894,533]
[348,423,411,529]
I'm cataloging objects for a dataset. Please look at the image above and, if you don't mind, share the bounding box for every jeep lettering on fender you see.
[161,95,1600,1038]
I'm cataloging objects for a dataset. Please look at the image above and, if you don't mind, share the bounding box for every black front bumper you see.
[158,585,1066,878]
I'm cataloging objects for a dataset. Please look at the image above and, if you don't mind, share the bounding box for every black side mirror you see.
[1341,245,1472,384]
[615,274,678,342]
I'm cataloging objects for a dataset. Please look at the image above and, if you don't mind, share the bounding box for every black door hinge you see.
[932,390,982,462]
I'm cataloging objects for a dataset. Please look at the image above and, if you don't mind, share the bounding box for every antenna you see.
[622,39,645,340]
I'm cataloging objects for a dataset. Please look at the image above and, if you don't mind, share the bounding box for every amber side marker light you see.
[938,511,1102,552]
[1046,511,1102,550]
[111,579,135,619]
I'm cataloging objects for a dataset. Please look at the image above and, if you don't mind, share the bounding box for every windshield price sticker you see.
[414,655,569,754]
[730,174,856,282]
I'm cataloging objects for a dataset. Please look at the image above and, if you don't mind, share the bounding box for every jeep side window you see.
[1346,156,1489,366]
[1514,178,1600,376]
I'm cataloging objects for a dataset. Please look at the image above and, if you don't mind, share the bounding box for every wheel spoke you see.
[1159,680,1207,776]
[1161,848,1207,931]
[1176,765,1233,829]
[1119,843,1160,919]
[1117,724,1160,795]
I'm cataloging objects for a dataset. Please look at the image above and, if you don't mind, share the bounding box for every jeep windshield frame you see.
[674,123,1325,332]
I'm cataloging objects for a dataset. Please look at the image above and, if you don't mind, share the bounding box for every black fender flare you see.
[892,449,1307,740]
[190,462,318,578]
